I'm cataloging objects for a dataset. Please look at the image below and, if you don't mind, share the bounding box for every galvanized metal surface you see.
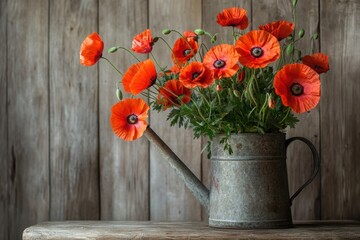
[144,128,320,229]
[210,133,292,228]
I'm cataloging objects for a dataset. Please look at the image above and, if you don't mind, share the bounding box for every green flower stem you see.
[116,46,141,62]
[150,52,163,70]
[280,107,291,123]
[197,88,211,107]
[291,2,297,62]
[157,37,181,67]
[101,57,123,76]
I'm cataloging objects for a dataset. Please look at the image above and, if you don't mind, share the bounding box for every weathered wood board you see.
[99,0,150,221]
[23,221,360,240]
[49,0,99,220]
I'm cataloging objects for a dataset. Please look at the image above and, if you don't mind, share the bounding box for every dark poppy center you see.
[213,59,226,69]
[192,71,201,79]
[250,47,263,58]
[314,65,323,70]
[290,83,304,96]
[127,114,138,124]
[183,49,191,56]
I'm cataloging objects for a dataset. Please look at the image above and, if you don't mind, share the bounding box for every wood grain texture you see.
[7,0,50,239]
[49,0,99,220]
[252,0,321,220]
[320,0,360,220]
[99,0,150,220]
[23,221,360,240]
[0,0,8,238]
[200,0,252,222]
[149,0,203,221]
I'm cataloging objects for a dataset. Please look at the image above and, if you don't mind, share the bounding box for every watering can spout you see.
[144,127,210,212]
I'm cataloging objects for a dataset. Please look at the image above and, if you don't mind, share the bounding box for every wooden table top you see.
[23,221,360,240]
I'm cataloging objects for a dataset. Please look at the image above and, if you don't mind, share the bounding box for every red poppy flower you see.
[179,62,214,88]
[122,59,157,95]
[110,98,149,141]
[216,7,249,30]
[302,53,329,74]
[203,44,240,79]
[80,32,104,66]
[274,63,320,114]
[259,20,294,41]
[157,80,191,110]
[235,30,280,68]
[172,38,198,66]
[132,29,153,54]
[183,30,198,41]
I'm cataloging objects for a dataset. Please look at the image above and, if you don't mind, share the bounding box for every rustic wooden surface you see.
[49,0,100,220]
[320,0,360,220]
[99,0,150,221]
[23,221,360,240]
[0,1,359,240]
[6,0,50,239]
[0,0,8,239]
[252,0,321,221]
[149,0,203,221]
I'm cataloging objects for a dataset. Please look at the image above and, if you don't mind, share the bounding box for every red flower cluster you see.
[80,6,330,141]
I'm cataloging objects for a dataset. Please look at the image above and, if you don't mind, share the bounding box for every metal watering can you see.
[144,127,320,229]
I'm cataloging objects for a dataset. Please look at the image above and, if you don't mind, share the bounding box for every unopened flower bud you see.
[298,29,305,38]
[162,29,171,35]
[216,85,223,91]
[108,46,118,53]
[286,44,294,55]
[268,98,276,109]
[116,88,123,101]
[313,33,319,40]
[194,29,205,35]
[292,0,298,6]
[153,37,159,43]
[233,89,241,97]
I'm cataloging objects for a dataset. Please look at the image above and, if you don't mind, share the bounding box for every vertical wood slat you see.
[7,0,50,239]
[149,0,203,221]
[0,0,8,238]
[99,0,150,220]
[320,0,360,220]
[201,0,253,221]
[49,0,99,220]
[251,0,321,220]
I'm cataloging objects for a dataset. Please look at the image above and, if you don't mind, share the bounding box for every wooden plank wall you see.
[0,0,359,239]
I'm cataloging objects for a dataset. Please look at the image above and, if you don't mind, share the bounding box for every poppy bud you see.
[216,85,223,91]
[153,37,159,43]
[233,89,241,97]
[116,88,123,101]
[108,46,118,53]
[286,44,294,55]
[313,33,319,40]
[162,29,171,35]
[292,0,298,6]
[268,97,276,109]
[298,29,305,38]
[194,29,205,35]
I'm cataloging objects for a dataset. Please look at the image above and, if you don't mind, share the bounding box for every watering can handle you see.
[285,137,320,206]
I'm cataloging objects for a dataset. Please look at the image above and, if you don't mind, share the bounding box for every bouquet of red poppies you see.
[80,2,329,154]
